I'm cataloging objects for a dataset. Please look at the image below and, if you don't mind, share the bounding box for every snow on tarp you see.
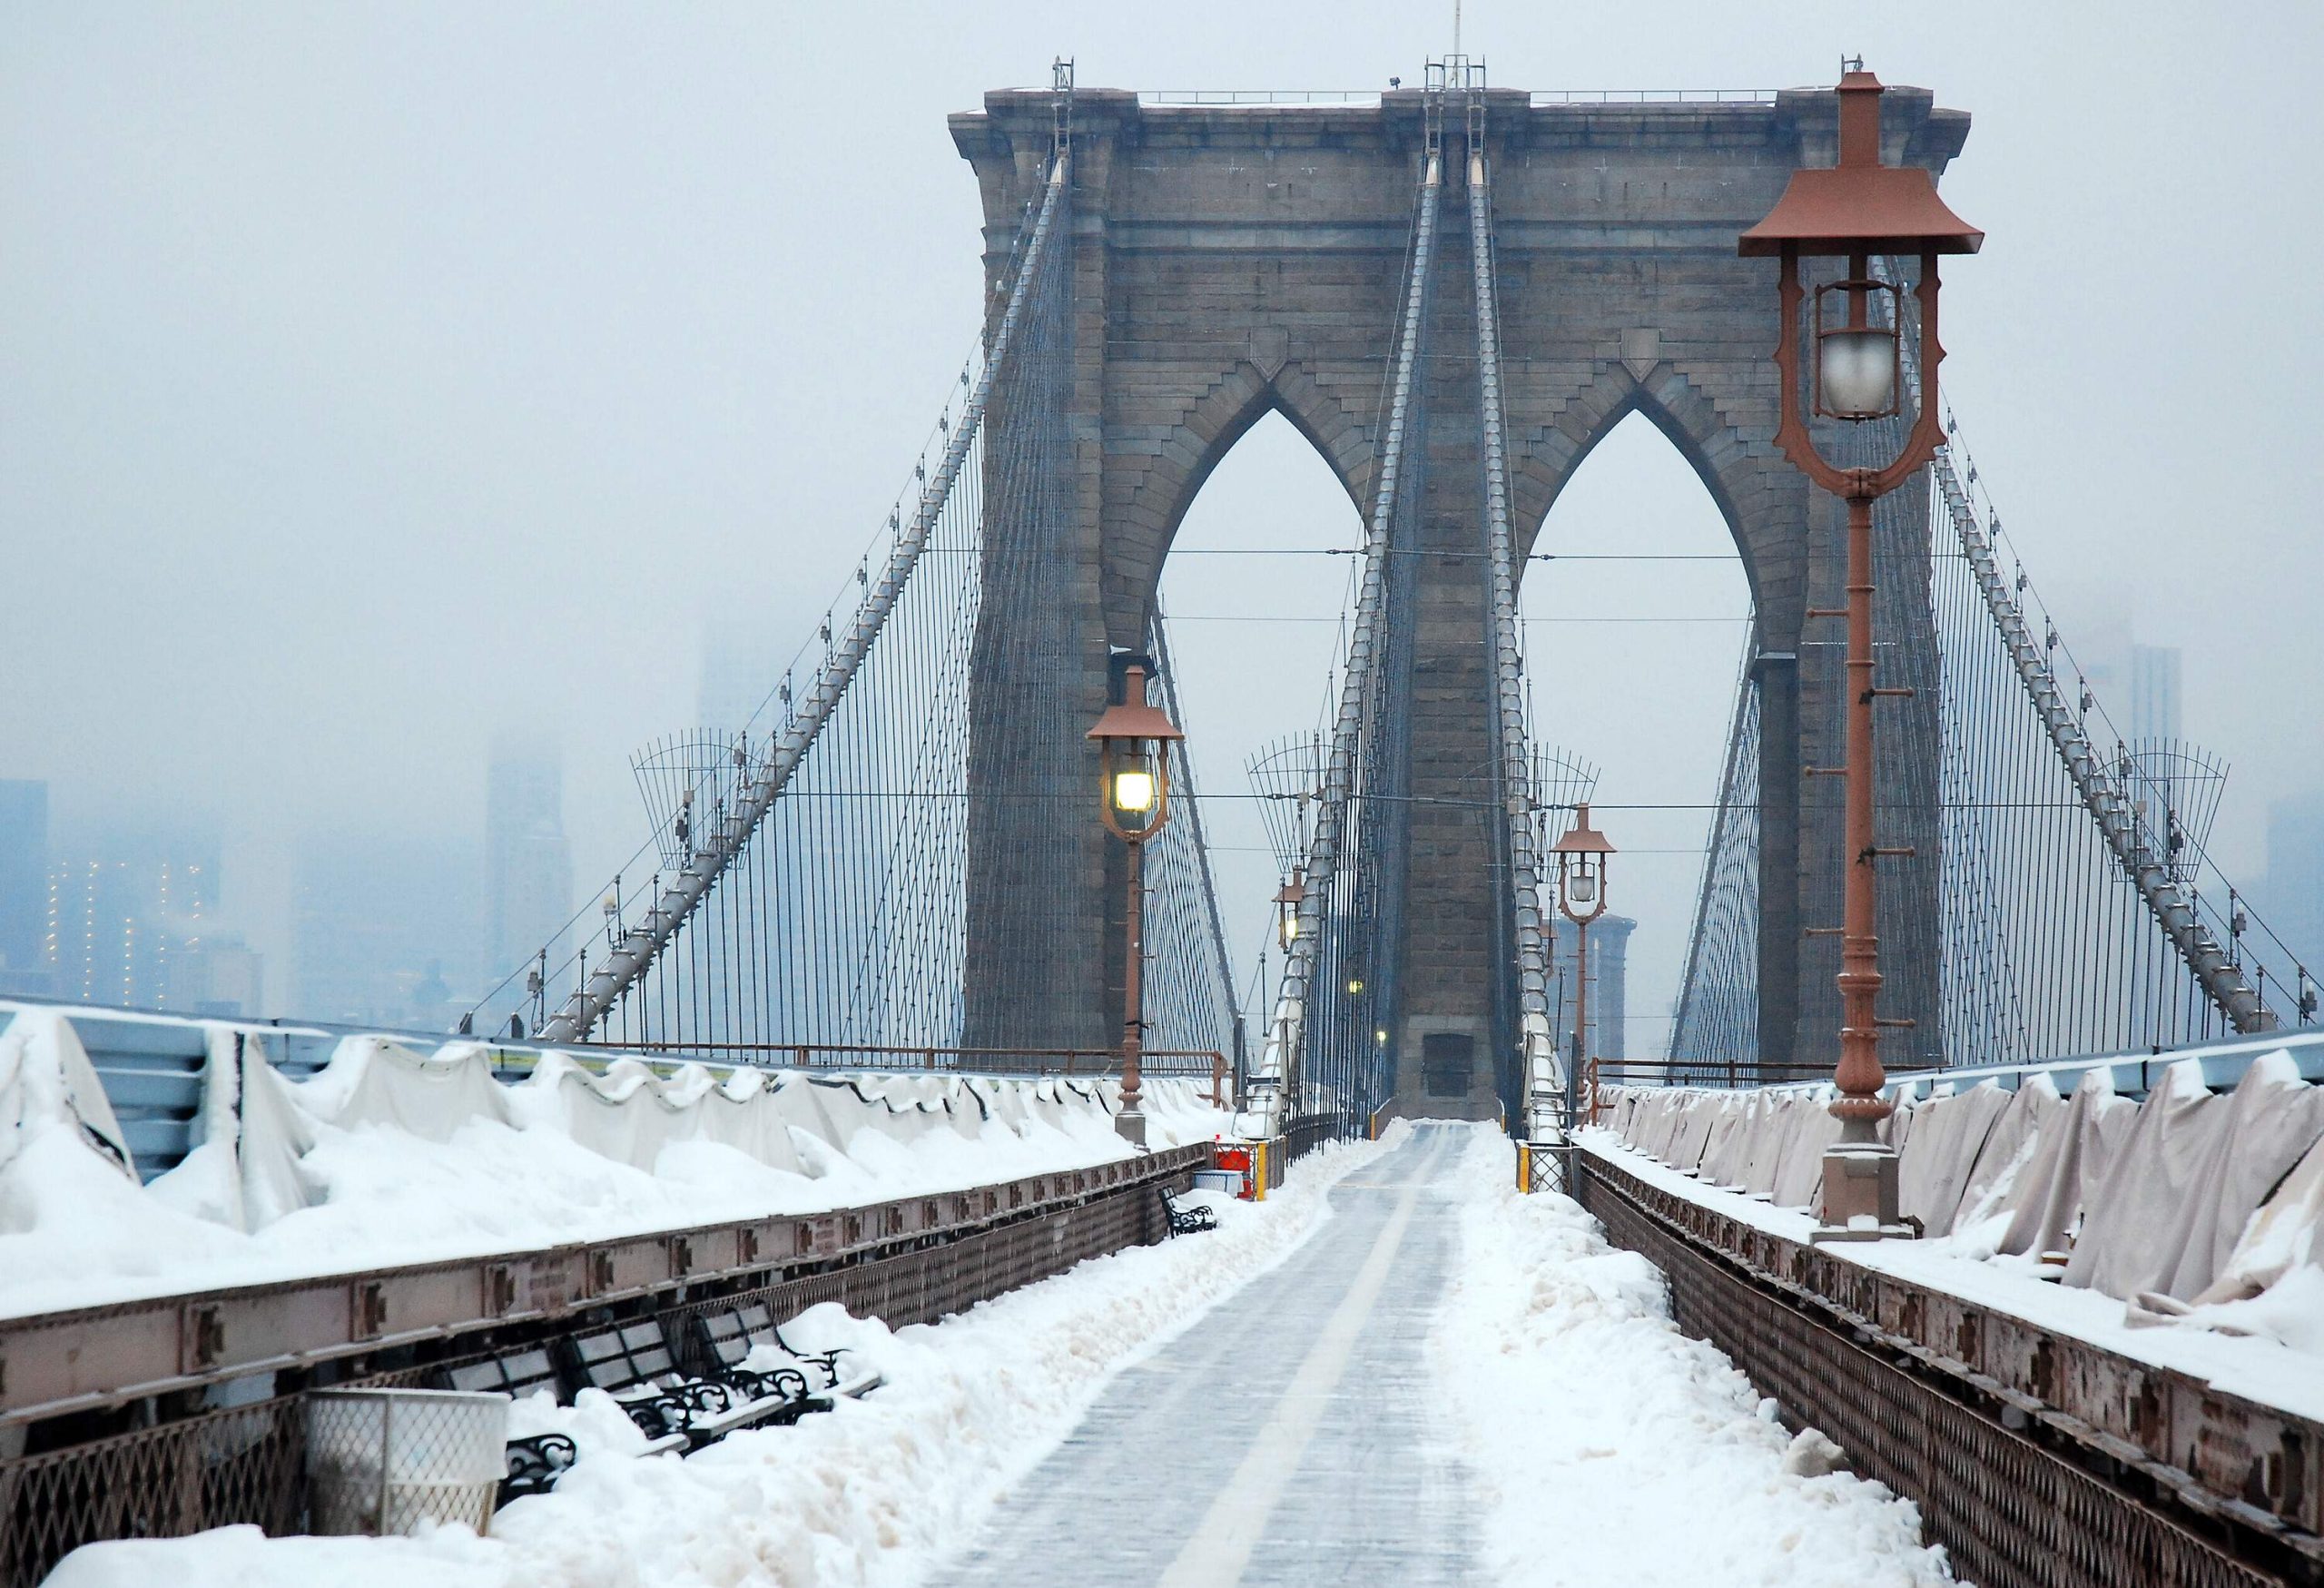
[2092,1052,2324,1302]
[0,1006,134,1180]
[1584,1120,2324,1425]
[1770,1093,1843,1209]
[1734,1091,1797,1196]
[519,1053,810,1179]
[1945,1074,2063,1244]
[1998,1065,2136,1261]
[45,1132,1388,1588]
[1597,1045,2324,1368]
[2167,1129,2324,1351]
[0,1010,1232,1322]
[1895,1080,2012,1238]
[1697,1089,1764,1188]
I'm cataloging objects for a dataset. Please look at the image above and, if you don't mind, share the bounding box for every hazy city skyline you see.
[5,5,2319,1036]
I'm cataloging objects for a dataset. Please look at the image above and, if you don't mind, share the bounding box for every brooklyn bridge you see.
[5,35,2320,1588]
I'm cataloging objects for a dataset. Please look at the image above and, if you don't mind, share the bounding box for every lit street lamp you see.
[1739,64,1981,1238]
[1551,804,1615,1136]
[1087,655,1185,1146]
[1274,870,1306,952]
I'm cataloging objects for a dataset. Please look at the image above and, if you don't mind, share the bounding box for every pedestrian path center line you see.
[1154,1147,1430,1588]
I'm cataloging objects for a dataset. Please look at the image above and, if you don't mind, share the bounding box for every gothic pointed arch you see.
[1101,354,1377,646]
[1508,359,1809,649]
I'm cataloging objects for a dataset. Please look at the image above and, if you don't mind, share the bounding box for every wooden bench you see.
[431,1308,887,1504]
[1158,1185,1218,1237]
[693,1303,886,1406]
[442,1346,600,1498]
[566,1318,831,1448]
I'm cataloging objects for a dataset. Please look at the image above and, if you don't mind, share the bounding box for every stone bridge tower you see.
[953,84,1970,1110]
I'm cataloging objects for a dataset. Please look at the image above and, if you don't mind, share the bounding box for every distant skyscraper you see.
[486,735,572,981]
[2264,794,2324,981]
[699,621,788,737]
[2130,644,2182,744]
[0,780,50,994]
[1550,914,1635,1060]
[168,933,264,1018]
[2074,610,2132,719]
[2073,610,2182,748]
[44,826,222,1011]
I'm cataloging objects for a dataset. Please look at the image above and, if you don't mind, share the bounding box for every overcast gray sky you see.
[6,2,2320,1035]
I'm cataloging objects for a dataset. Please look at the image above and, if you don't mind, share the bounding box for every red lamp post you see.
[1273,870,1306,953]
[1740,67,1982,1238]
[1087,658,1185,1146]
[1551,804,1615,1137]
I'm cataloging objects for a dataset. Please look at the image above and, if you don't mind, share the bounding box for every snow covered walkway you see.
[50,1120,1960,1587]
[933,1120,1477,1585]
[934,1119,1955,1588]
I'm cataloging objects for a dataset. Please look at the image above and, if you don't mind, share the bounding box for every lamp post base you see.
[1810,1141,1914,1242]
[1115,1109,1147,1147]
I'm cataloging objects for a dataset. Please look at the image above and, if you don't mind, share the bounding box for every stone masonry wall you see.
[951,84,1971,1099]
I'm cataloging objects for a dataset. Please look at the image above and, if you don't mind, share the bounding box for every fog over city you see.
[5,2,2319,1045]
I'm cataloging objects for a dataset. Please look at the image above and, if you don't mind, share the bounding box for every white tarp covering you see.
[1896,1081,2013,1238]
[1997,1068,2135,1261]
[0,1005,1232,1321]
[1596,1042,2324,1356]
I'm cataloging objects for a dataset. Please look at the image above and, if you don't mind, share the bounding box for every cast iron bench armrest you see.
[803,1367,885,1409]
[499,1433,577,1504]
[769,1321,848,1389]
[688,1386,819,1440]
[1157,1185,1218,1237]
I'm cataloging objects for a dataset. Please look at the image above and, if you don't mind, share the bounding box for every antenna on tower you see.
[1454,0,1462,57]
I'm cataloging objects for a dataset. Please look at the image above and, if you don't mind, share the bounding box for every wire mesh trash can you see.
[306,1388,510,1537]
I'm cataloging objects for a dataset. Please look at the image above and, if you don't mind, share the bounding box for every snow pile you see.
[1434,1127,1956,1588]
[47,1132,1391,1588]
[0,1005,1232,1320]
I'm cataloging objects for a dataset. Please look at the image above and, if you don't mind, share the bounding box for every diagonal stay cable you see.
[538,152,1073,1042]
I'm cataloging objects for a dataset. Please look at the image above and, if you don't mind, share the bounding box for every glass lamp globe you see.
[1112,757,1157,814]
[1820,327,1898,419]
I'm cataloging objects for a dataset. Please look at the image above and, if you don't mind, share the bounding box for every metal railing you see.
[1137,89,1384,106]
[1137,87,1787,106]
[560,1041,1231,1094]
[1529,88,1781,104]
[0,1148,1206,1588]
[1284,1111,1337,1166]
[1574,1150,2318,1588]
[0,1149,1206,1432]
